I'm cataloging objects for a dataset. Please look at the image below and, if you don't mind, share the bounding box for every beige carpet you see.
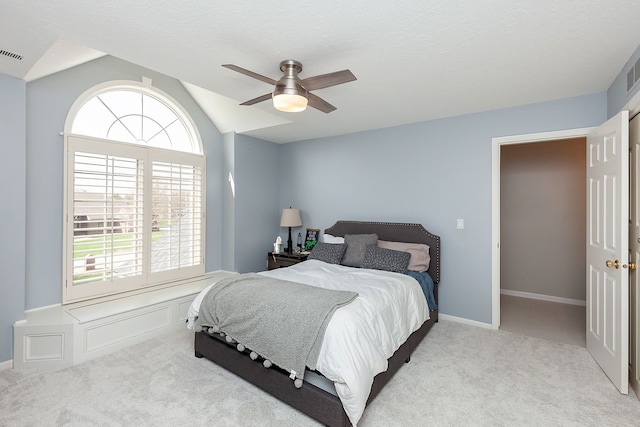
[500,294,586,347]
[1,320,639,426]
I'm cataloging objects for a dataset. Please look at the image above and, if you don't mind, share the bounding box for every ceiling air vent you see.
[628,57,640,92]
[0,49,23,61]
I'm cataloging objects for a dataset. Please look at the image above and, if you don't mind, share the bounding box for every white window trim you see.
[63,78,203,154]
[62,79,205,304]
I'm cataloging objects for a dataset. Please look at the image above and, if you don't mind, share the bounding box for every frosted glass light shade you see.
[273,94,308,112]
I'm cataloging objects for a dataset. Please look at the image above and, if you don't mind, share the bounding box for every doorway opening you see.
[491,127,593,333]
[499,138,586,346]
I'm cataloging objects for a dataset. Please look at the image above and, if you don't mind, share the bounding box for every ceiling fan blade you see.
[240,93,272,106]
[222,64,278,85]
[301,69,356,91]
[307,93,337,113]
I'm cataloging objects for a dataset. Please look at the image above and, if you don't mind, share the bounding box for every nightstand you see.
[267,252,309,270]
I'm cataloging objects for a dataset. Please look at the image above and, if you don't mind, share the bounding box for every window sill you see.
[66,271,235,323]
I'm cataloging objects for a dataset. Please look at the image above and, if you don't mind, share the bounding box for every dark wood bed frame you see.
[194,220,441,426]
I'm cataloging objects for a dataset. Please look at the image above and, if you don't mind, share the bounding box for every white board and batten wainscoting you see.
[12,271,235,370]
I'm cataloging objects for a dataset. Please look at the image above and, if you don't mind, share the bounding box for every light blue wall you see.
[203,114,225,274]
[222,133,236,271]
[233,133,280,273]
[0,74,26,363]
[279,93,607,324]
[220,132,280,273]
[608,44,640,116]
[24,56,224,310]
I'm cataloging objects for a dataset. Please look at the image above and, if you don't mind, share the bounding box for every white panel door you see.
[630,114,640,398]
[586,110,629,394]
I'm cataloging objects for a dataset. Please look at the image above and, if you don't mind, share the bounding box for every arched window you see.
[70,88,201,153]
[63,81,205,303]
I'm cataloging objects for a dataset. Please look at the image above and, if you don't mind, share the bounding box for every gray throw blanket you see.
[195,273,358,380]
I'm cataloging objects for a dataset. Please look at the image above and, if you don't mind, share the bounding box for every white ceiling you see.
[2,1,640,143]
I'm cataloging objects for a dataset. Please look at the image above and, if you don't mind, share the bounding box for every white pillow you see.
[323,233,345,244]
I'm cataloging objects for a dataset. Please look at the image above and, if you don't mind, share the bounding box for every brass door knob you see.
[629,262,637,271]
[606,259,620,269]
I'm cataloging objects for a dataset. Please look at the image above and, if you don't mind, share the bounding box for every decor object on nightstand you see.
[273,236,282,253]
[304,228,320,251]
[280,207,302,254]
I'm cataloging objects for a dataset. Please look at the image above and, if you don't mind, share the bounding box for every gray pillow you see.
[362,245,411,274]
[308,242,348,264]
[341,234,378,267]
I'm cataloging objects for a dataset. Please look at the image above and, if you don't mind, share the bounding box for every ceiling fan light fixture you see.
[272,65,308,112]
[223,58,355,113]
[273,93,308,112]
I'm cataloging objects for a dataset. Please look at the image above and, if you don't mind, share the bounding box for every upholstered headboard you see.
[324,220,441,284]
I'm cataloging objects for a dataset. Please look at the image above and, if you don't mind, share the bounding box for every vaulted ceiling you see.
[2,1,640,143]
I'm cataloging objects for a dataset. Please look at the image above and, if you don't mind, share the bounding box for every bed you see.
[189,220,440,426]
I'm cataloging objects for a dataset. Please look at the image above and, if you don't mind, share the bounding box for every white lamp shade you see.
[280,208,302,227]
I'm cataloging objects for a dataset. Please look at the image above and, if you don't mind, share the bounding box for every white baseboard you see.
[438,313,495,330]
[500,289,586,306]
[0,359,13,371]
[24,303,63,314]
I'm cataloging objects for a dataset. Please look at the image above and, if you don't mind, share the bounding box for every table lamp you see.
[280,207,302,254]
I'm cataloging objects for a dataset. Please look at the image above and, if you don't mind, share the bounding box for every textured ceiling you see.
[2,0,640,143]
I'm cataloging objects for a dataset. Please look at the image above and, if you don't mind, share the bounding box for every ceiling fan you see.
[222,60,356,113]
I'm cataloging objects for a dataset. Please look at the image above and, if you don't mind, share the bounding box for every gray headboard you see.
[324,220,441,284]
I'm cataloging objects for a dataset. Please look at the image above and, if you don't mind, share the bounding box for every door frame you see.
[491,91,640,329]
[491,128,592,328]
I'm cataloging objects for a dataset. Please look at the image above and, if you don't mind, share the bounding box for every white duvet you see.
[187,259,430,426]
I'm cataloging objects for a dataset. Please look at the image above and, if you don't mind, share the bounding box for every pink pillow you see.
[377,240,430,272]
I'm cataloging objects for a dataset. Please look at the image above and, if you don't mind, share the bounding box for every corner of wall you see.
[222,132,236,271]
[0,73,27,364]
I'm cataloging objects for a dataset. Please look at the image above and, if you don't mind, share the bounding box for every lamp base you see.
[287,227,293,254]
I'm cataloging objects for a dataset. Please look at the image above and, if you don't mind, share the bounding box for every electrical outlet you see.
[457,219,464,229]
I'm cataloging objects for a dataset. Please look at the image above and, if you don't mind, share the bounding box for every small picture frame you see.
[304,228,320,251]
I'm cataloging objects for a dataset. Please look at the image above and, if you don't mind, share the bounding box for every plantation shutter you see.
[150,160,203,274]
[66,137,147,300]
